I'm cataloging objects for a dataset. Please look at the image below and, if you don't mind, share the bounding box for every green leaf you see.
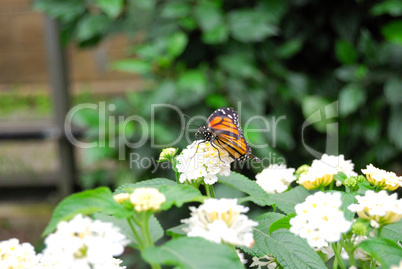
[301,96,335,132]
[252,212,285,256]
[253,227,326,268]
[334,172,347,184]
[34,0,86,23]
[217,172,271,206]
[358,238,402,268]
[167,32,188,58]
[340,192,357,221]
[43,187,131,236]
[381,221,402,242]
[95,0,123,18]
[177,70,207,93]
[269,186,310,214]
[194,1,223,32]
[93,212,164,247]
[269,213,296,234]
[382,20,402,45]
[161,1,190,19]
[202,24,229,44]
[335,40,357,65]
[206,94,230,109]
[76,14,110,41]
[228,9,278,42]
[159,184,204,210]
[218,54,263,80]
[371,0,402,16]
[175,70,208,107]
[166,223,187,238]
[384,76,402,105]
[388,107,402,150]
[339,84,366,116]
[276,40,303,59]
[132,0,156,10]
[111,59,151,74]
[142,237,244,269]
[114,178,176,194]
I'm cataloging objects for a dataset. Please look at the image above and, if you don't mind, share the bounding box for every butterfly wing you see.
[206,107,258,162]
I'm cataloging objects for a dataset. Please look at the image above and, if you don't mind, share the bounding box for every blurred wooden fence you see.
[0,0,140,93]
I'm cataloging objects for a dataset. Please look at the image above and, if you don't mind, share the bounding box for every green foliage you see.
[269,186,310,214]
[43,187,131,236]
[34,0,401,183]
[358,238,402,268]
[114,178,176,194]
[94,212,164,247]
[142,237,244,269]
[217,172,271,206]
[253,213,326,268]
[268,213,296,234]
[381,221,402,242]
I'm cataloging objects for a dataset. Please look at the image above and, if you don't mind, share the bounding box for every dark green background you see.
[35,0,402,188]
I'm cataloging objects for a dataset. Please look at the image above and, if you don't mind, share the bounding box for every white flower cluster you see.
[159,147,177,161]
[181,198,258,247]
[362,164,402,191]
[290,192,352,248]
[0,238,41,268]
[40,214,128,269]
[130,188,166,212]
[298,154,357,188]
[114,187,166,212]
[348,190,402,226]
[256,164,296,194]
[176,140,233,185]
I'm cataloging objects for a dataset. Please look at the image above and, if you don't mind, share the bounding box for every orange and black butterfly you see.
[196,107,260,162]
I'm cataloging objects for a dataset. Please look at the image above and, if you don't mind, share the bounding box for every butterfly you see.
[196,107,260,162]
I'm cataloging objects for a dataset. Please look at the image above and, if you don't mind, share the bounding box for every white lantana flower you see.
[362,164,401,191]
[298,154,357,189]
[130,187,166,212]
[348,190,402,226]
[181,198,258,247]
[0,238,41,268]
[256,164,296,194]
[250,255,278,269]
[290,192,352,248]
[176,140,233,185]
[41,214,129,269]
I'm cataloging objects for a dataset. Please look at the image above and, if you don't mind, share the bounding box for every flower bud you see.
[344,177,357,188]
[296,164,310,175]
[352,222,367,236]
[113,193,130,204]
[356,175,366,183]
[158,148,178,162]
[130,188,166,212]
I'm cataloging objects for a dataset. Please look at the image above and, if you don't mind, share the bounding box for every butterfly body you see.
[196,107,260,162]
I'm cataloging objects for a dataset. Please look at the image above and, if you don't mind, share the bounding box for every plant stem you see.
[377,226,383,237]
[208,184,216,198]
[140,213,161,269]
[332,243,346,269]
[127,218,143,248]
[329,180,334,190]
[205,184,211,197]
[317,251,328,262]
